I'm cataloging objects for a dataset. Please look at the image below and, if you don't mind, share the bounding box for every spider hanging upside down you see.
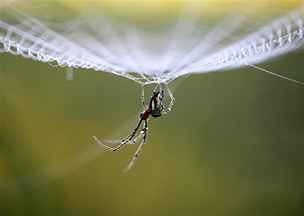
[93,83,175,172]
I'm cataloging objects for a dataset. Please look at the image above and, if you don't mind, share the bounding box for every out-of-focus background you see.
[1,1,304,216]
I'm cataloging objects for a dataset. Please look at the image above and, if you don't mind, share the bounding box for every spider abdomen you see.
[141,110,150,120]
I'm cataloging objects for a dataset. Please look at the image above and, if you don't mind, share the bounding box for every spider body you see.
[93,84,175,172]
[141,90,164,119]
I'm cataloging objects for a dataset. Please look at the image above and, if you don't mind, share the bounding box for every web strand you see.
[246,63,304,85]
[0,6,304,84]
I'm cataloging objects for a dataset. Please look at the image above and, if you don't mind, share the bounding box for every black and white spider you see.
[93,83,175,172]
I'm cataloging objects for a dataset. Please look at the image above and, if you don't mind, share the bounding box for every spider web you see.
[0,6,304,85]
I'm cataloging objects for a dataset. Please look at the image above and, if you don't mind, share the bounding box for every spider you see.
[93,83,175,172]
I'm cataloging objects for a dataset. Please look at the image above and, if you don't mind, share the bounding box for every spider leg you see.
[124,117,143,142]
[93,136,130,152]
[123,119,148,172]
[130,130,144,144]
[141,85,145,109]
[92,136,117,151]
[162,83,175,114]
[153,83,160,93]
[167,85,175,112]
[111,116,144,151]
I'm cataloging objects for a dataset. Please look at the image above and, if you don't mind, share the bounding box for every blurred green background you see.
[1,1,304,216]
